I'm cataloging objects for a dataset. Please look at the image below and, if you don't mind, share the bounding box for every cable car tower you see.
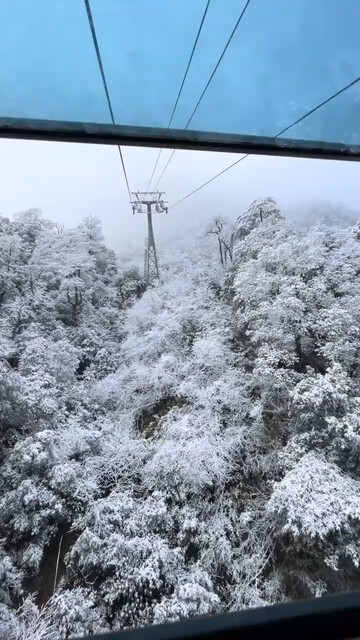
[131,191,168,286]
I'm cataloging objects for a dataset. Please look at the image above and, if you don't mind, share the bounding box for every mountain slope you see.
[1,200,360,638]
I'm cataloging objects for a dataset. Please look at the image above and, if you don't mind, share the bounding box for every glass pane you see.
[0,0,359,149]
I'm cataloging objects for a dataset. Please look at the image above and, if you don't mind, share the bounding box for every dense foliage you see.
[1,200,360,639]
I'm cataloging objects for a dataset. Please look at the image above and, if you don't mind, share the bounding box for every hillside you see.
[1,198,360,638]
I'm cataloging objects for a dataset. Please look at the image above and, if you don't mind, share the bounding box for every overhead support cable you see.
[146,0,211,191]
[84,0,132,200]
[170,74,360,209]
[154,0,252,189]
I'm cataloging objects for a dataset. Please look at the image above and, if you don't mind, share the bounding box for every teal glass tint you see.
[0,0,359,149]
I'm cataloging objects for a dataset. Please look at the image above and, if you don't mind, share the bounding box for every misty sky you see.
[0,137,359,256]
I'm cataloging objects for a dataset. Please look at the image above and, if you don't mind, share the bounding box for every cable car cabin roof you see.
[0,0,360,160]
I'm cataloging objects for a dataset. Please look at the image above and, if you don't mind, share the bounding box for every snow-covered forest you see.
[1,198,360,638]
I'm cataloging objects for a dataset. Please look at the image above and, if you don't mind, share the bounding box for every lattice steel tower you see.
[131,191,168,285]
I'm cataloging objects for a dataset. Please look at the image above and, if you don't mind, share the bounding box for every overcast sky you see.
[0,138,359,257]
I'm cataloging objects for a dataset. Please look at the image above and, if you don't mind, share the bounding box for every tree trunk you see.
[218,237,224,266]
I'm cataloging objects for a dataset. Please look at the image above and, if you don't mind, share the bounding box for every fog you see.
[0,138,359,257]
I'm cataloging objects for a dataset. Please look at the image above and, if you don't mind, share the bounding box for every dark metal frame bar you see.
[77,591,360,640]
[1,117,360,161]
